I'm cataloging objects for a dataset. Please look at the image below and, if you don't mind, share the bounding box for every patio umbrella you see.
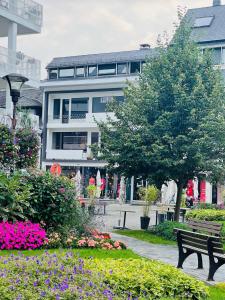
[74,170,82,198]
[119,176,126,204]
[96,169,101,198]
[193,177,199,202]
[118,176,126,227]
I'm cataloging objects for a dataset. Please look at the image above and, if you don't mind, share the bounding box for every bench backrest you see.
[207,236,224,257]
[188,219,222,236]
[177,229,210,252]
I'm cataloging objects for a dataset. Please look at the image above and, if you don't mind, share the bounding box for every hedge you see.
[150,221,189,241]
[186,209,225,222]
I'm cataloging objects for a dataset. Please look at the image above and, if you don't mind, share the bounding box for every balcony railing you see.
[0,45,41,85]
[0,0,43,27]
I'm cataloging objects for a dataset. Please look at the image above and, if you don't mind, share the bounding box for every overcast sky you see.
[4,0,217,79]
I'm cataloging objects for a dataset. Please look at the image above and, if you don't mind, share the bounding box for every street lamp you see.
[3,73,28,129]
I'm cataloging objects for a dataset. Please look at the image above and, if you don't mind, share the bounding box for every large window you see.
[98,64,116,76]
[92,96,124,113]
[53,99,60,119]
[52,132,87,150]
[76,66,86,77]
[92,96,112,113]
[71,98,88,119]
[49,69,58,80]
[203,47,222,65]
[130,62,141,74]
[91,132,99,145]
[88,65,97,77]
[59,68,74,78]
[62,99,69,123]
[117,63,128,74]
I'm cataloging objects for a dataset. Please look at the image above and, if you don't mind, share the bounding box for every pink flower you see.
[87,239,97,247]
[78,239,86,247]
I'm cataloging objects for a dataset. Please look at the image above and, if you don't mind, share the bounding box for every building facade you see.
[41,46,156,199]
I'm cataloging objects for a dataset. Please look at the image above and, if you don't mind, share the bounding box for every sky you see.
[4,0,217,79]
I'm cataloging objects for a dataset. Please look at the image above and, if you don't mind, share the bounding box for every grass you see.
[0,248,140,259]
[207,285,225,300]
[114,229,176,245]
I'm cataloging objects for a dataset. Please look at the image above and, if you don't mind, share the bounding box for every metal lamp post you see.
[3,73,28,129]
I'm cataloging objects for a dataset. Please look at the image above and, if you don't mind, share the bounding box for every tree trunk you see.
[174,181,184,222]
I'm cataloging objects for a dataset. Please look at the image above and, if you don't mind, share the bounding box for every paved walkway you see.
[111,232,225,284]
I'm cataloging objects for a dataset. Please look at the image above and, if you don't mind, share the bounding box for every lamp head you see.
[3,74,28,102]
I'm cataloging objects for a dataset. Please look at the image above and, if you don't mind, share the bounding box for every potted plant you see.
[139,185,159,230]
[86,184,97,215]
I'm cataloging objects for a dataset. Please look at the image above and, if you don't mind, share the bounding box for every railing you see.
[0,45,41,85]
[50,113,87,123]
[0,0,43,27]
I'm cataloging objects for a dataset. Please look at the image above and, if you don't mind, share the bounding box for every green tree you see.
[97,16,225,221]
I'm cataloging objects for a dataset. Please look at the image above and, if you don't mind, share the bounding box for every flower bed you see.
[0,222,47,250]
[0,252,208,300]
[46,230,126,250]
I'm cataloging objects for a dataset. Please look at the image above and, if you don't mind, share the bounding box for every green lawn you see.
[114,229,176,245]
[208,286,225,300]
[0,248,140,259]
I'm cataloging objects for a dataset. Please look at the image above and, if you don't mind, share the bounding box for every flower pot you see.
[88,205,95,215]
[140,216,150,230]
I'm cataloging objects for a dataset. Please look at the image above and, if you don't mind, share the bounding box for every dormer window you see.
[193,16,214,28]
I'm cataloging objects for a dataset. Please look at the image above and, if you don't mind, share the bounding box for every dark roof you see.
[46,48,157,69]
[0,88,42,109]
[186,4,225,44]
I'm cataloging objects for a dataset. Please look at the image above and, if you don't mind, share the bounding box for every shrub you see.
[0,124,15,170]
[15,128,40,169]
[186,209,225,221]
[0,124,40,171]
[0,252,208,300]
[86,258,208,299]
[27,171,91,233]
[0,172,34,222]
[150,221,189,241]
[0,221,46,250]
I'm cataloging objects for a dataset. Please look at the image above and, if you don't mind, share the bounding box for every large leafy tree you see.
[97,17,225,221]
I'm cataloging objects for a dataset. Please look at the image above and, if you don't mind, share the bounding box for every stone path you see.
[111,232,225,284]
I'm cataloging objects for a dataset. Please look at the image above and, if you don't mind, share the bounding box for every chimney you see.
[140,43,151,50]
[213,0,221,6]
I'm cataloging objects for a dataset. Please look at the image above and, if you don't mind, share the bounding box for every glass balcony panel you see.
[0,0,43,27]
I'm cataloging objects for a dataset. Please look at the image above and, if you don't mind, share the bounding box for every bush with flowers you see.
[45,229,127,250]
[0,221,47,250]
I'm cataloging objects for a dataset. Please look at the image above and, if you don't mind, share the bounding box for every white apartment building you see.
[41,45,156,199]
[0,0,43,118]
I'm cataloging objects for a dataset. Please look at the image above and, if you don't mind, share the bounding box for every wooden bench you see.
[187,219,222,236]
[176,229,225,281]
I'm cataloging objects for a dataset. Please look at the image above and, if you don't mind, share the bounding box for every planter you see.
[88,205,95,215]
[140,216,150,230]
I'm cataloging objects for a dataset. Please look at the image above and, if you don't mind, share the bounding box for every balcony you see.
[0,45,41,87]
[46,149,86,160]
[0,0,43,36]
